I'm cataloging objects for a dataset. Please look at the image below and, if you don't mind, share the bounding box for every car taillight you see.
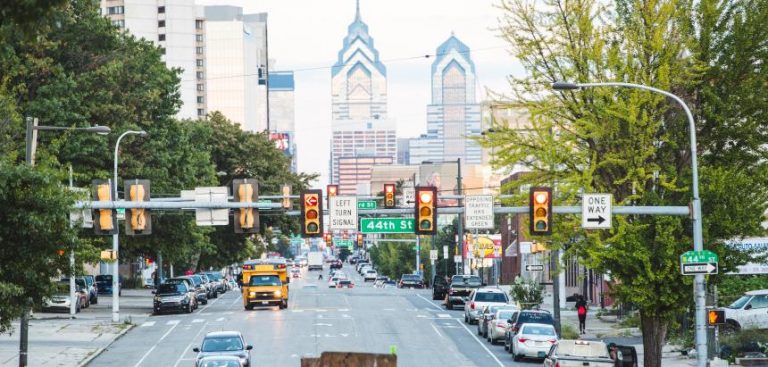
[496,322,506,328]
[470,302,475,309]
[549,339,557,344]
[518,337,527,343]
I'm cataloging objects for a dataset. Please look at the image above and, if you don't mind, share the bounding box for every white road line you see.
[416,294,445,311]
[134,319,180,367]
[140,321,155,327]
[437,314,451,318]
[192,319,204,323]
[173,321,209,367]
[431,323,446,339]
[456,319,505,367]
[228,293,242,307]
[215,317,225,322]
[291,309,304,313]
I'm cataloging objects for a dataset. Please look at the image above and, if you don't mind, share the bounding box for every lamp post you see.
[552,81,706,367]
[112,130,148,323]
[21,117,111,367]
[421,159,463,274]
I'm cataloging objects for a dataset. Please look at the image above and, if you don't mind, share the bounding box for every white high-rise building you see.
[329,1,396,193]
[101,0,203,119]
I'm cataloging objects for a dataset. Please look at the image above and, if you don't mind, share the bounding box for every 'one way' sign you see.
[582,193,612,229]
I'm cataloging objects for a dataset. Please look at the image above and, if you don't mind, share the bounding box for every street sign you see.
[195,187,229,226]
[430,250,438,261]
[360,218,414,234]
[358,200,377,210]
[582,193,612,229]
[335,239,353,248]
[329,196,357,230]
[464,195,494,229]
[454,255,462,263]
[443,245,448,259]
[526,264,544,272]
[682,262,718,275]
[402,188,415,208]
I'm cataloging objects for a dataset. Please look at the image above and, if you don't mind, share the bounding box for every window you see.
[158,20,165,28]
[196,59,204,67]
[158,47,165,55]
[111,19,125,28]
[197,109,205,116]
[196,84,204,91]
[474,292,507,302]
[195,19,204,29]
[249,275,281,286]
[196,96,204,104]
[196,34,203,42]
[157,6,165,13]
[196,47,203,55]
[107,6,124,14]
[750,295,768,309]
[196,72,204,80]
[158,34,165,41]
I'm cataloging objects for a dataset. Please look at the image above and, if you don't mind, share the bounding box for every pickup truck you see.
[445,275,483,310]
[543,340,638,367]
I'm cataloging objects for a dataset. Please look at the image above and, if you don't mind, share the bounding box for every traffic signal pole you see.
[456,159,465,274]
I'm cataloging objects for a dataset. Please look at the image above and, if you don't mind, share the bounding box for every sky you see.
[196,0,523,187]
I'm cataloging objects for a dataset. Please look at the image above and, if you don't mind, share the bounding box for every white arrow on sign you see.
[582,193,612,229]
[681,262,718,275]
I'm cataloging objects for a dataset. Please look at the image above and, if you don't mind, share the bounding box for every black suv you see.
[503,310,555,353]
[153,282,195,314]
[445,275,482,310]
[432,275,449,300]
[398,274,424,289]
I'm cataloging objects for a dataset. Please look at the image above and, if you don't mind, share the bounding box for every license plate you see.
[261,301,269,305]
[536,341,544,346]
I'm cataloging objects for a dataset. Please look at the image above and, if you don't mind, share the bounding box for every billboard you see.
[726,237,768,274]
[269,132,293,155]
[463,234,502,259]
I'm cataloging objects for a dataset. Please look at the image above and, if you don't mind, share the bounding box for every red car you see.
[336,280,354,288]
[330,260,343,269]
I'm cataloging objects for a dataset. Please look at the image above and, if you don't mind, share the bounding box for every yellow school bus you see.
[241,259,289,310]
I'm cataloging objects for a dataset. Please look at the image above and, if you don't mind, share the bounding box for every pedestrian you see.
[575,295,588,334]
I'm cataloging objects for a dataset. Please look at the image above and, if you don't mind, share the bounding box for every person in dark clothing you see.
[575,296,588,334]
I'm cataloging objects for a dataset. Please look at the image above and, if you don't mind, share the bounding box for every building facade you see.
[101,0,202,119]
[331,119,397,194]
[337,155,394,196]
[409,34,482,166]
[268,71,297,172]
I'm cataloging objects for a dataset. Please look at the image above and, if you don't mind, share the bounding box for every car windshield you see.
[727,295,752,309]
[249,275,281,286]
[157,283,186,293]
[475,292,507,302]
[522,325,556,336]
[498,311,515,320]
[339,280,351,285]
[452,276,482,286]
[402,275,420,280]
[200,360,241,367]
[519,312,554,324]
[95,275,112,282]
[201,337,243,352]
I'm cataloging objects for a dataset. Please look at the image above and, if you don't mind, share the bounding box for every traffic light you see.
[327,184,338,198]
[415,186,437,235]
[324,232,332,247]
[357,233,364,247]
[281,184,292,209]
[125,179,151,235]
[707,309,725,325]
[301,190,323,237]
[529,187,552,235]
[93,180,117,235]
[233,179,259,234]
[530,241,547,253]
[384,183,396,208]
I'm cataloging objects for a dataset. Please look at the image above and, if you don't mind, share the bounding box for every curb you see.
[77,323,134,367]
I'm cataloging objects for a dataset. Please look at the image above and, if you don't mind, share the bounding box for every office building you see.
[269,71,297,172]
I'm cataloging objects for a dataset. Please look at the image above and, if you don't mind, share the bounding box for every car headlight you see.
[249,292,256,297]
[153,296,161,302]
[274,290,282,297]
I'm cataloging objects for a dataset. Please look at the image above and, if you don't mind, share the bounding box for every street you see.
[86,264,540,367]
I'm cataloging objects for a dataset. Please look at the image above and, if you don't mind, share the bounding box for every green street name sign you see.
[335,239,353,248]
[681,250,718,264]
[358,201,377,210]
[360,218,415,234]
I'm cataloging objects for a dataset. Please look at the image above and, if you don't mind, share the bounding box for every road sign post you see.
[329,196,357,231]
[464,195,494,229]
[430,250,438,261]
[360,218,415,234]
[582,193,612,229]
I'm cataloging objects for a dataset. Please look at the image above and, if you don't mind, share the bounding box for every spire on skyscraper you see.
[355,0,361,21]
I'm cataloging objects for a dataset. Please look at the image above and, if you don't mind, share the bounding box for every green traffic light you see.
[420,220,432,230]
[307,223,318,233]
[535,220,547,231]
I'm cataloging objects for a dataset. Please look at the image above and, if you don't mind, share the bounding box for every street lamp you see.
[552,81,706,367]
[112,130,148,323]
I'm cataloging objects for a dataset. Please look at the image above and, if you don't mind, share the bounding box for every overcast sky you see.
[196,0,523,187]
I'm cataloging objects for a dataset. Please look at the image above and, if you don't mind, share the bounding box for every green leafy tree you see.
[486,0,768,365]
[509,277,544,310]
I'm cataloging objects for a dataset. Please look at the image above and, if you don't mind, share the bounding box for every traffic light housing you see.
[415,186,437,235]
[384,183,396,208]
[707,309,725,325]
[233,179,259,234]
[324,232,332,247]
[327,184,338,198]
[301,190,323,237]
[125,179,151,235]
[529,187,552,235]
[357,233,363,247]
[93,180,117,235]
[281,184,292,209]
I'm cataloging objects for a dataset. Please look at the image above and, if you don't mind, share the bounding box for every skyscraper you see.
[409,34,482,165]
[329,0,396,194]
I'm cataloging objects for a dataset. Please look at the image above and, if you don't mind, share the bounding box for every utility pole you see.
[456,158,464,274]
[415,235,421,275]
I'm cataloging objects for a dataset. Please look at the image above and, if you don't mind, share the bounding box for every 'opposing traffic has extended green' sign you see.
[358,201,377,210]
[360,218,414,234]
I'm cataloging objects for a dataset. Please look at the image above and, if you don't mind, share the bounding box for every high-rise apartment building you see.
[329,1,396,193]
[269,71,297,172]
[409,34,482,165]
[101,0,203,119]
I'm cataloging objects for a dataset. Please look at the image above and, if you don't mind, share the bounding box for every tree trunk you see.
[640,310,668,367]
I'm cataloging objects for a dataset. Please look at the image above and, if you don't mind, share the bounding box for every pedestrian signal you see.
[707,310,725,325]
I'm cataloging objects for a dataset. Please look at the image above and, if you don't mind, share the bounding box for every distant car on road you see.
[95,274,121,296]
[363,269,378,282]
[432,275,449,300]
[196,355,242,367]
[446,275,483,310]
[330,259,343,269]
[193,331,252,367]
[153,282,196,314]
[398,274,424,289]
[464,287,510,325]
[505,310,555,352]
[336,280,354,288]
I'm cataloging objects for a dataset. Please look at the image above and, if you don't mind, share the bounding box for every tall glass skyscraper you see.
[329,0,396,194]
[409,34,482,165]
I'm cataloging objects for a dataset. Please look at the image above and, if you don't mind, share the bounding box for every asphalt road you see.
[87,264,543,367]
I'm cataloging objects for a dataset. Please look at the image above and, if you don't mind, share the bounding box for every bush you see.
[509,277,544,309]
[720,329,768,359]
[618,312,640,328]
[561,324,579,339]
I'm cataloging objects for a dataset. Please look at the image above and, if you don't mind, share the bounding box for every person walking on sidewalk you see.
[576,295,588,334]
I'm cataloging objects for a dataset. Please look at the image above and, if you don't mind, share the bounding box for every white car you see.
[464,287,510,325]
[510,323,558,361]
[328,277,341,288]
[487,308,519,344]
[721,289,768,331]
[363,270,378,282]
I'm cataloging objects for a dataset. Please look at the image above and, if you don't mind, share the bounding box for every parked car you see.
[446,275,483,310]
[398,274,424,289]
[196,273,217,299]
[432,275,449,300]
[204,272,226,294]
[464,287,510,324]
[153,282,196,314]
[477,305,518,341]
[193,331,252,367]
[336,280,354,288]
[95,274,121,296]
[720,289,768,332]
[510,323,559,361]
[543,340,619,367]
[43,283,81,313]
[172,276,207,305]
[505,310,555,352]
[487,308,518,344]
[83,275,98,304]
[363,269,378,282]
[61,278,90,308]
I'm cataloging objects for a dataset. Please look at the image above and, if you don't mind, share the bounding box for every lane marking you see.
[438,314,451,318]
[215,317,225,322]
[313,323,333,327]
[134,318,180,367]
[192,319,204,323]
[291,309,304,313]
[431,323,446,339]
[455,319,505,367]
[140,321,155,327]
[172,321,210,367]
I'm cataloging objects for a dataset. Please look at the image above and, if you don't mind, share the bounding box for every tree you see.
[486,1,768,366]
[509,277,544,310]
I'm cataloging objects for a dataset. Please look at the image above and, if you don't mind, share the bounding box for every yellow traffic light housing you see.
[324,232,332,247]
[529,187,552,235]
[233,179,259,234]
[301,190,323,237]
[415,186,437,235]
[93,179,117,235]
[281,184,292,209]
[357,233,364,247]
[125,179,151,235]
[384,183,396,208]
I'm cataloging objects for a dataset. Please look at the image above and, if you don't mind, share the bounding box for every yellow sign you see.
[100,250,116,261]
